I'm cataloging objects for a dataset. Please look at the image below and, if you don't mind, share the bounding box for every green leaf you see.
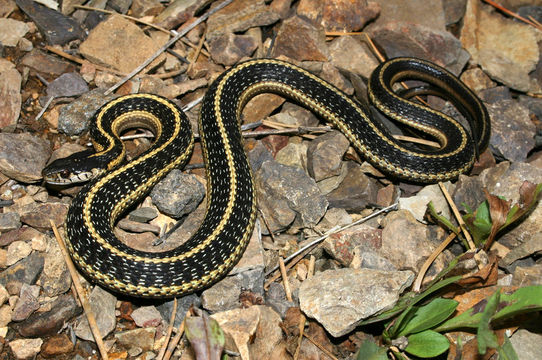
[435,286,542,333]
[185,313,225,360]
[360,275,462,326]
[355,340,389,360]
[396,298,458,337]
[477,289,500,354]
[404,330,450,358]
[426,201,459,233]
[463,200,492,246]
[498,335,519,360]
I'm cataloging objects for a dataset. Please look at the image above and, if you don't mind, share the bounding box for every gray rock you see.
[157,293,201,328]
[399,182,454,222]
[131,306,163,328]
[39,236,71,297]
[11,284,40,322]
[299,268,414,337]
[75,286,117,341]
[0,132,50,183]
[8,338,43,360]
[150,170,205,218]
[487,100,536,162]
[0,18,29,47]
[307,130,350,182]
[256,159,328,232]
[0,251,45,291]
[57,89,116,136]
[452,174,486,213]
[128,207,158,223]
[512,263,542,287]
[5,241,31,267]
[15,0,85,45]
[328,35,379,78]
[326,161,379,212]
[322,223,382,267]
[201,276,242,312]
[42,72,89,105]
[509,329,542,360]
[368,0,446,31]
[0,212,21,233]
[15,294,82,337]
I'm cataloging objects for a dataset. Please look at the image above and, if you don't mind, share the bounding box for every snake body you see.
[43,58,490,298]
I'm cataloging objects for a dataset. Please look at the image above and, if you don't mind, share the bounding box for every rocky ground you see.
[0,0,542,359]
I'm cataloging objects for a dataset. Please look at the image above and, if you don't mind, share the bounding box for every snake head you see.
[42,149,106,185]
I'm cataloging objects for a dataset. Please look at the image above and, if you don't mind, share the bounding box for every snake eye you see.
[60,169,70,179]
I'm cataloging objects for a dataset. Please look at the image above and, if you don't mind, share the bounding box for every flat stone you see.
[42,72,89,104]
[486,100,536,162]
[0,133,50,183]
[0,59,21,130]
[0,18,29,47]
[80,15,165,73]
[460,0,541,92]
[297,0,380,32]
[75,286,117,341]
[209,33,258,66]
[20,202,69,231]
[328,35,379,78]
[323,223,382,267]
[150,170,205,218]
[15,0,85,45]
[130,0,163,17]
[115,327,155,351]
[399,182,454,222]
[0,251,45,291]
[512,263,542,286]
[0,212,21,233]
[154,0,212,29]
[157,293,201,329]
[14,294,81,337]
[8,338,43,360]
[20,49,76,77]
[368,21,469,75]
[11,284,40,322]
[299,268,414,337]
[130,306,163,328]
[206,0,280,40]
[57,89,116,135]
[40,333,74,358]
[39,236,71,297]
[510,329,542,360]
[272,15,329,61]
[307,130,350,182]
[5,241,32,267]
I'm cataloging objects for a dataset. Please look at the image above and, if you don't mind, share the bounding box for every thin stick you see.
[156,297,178,360]
[50,220,109,360]
[304,333,339,360]
[258,208,277,243]
[279,257,293,302]
[105,0,234,95]
[73,5,172,34]
[163,310,190,360]
[482,0,541,29]
[438,182,476,250]
[186,29,206,74]
[44,45,126,76]
[412,232,457,292]
[265,203,398,277]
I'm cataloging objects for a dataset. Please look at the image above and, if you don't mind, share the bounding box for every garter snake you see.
[42,57,490,298]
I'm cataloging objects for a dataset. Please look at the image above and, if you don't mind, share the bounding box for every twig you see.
[163,310,190,360]
[279,257,293,302]
[44,45,126,76]
[482,0,541,30]
[258,208,277,243]
[105,0,234,95]
[304,333,339,360]
[438,183,476,250]
[412,232,457,292]
[35,96,55,121]
[264,203,398,279]
[186,29,207,74]
[50,220,109,360]
[156,298,178,360]
[73,5,172,34]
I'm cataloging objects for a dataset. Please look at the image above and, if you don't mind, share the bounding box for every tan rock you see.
[79,15,165,73]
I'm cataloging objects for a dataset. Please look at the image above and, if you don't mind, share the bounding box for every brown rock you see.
[206,0,280,40]
[242,93,285,124]
[368,0,446,31]
[0,59,21,130]
[328,36,380,78]
[40,334,74,358]
[20,49,76,76]
[130,0,164,17]
[297,0,380,32]
[209,33,258,66]
[20,202,69,230]
[271,15,329,61]
[79,15,165,73]
[154,0,212,30]
[0,133,51,183]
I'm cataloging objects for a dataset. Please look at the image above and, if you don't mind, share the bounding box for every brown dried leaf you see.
[483,189,511,251]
